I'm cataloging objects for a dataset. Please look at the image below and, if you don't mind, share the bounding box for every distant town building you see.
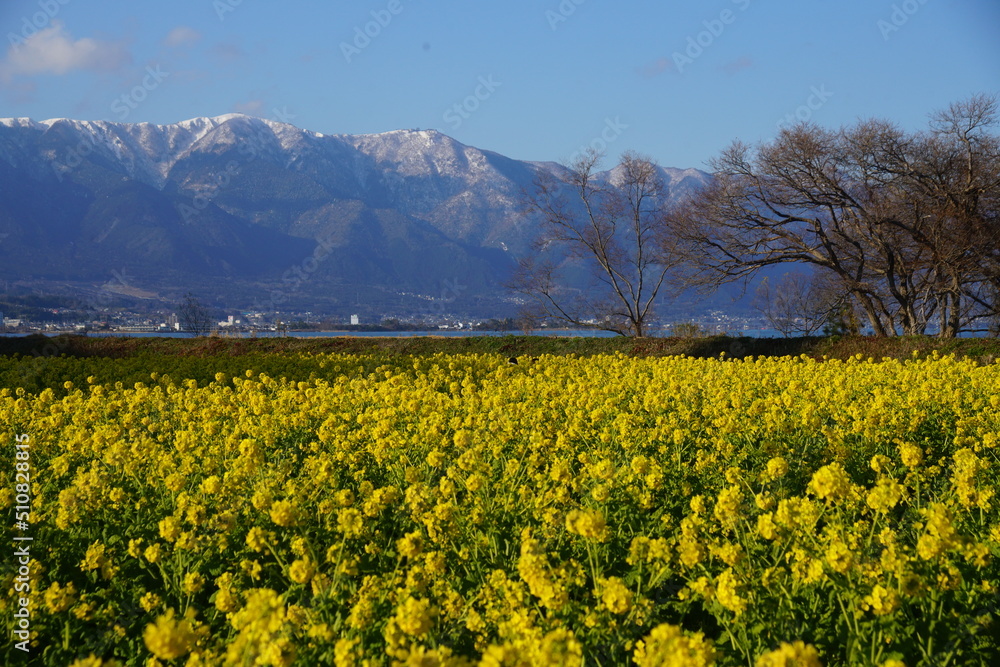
[350,314,359,325]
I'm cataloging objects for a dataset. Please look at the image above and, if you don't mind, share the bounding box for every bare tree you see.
[666,95,1000,337]
[666,127,895,335]
[753,271,843,337]
[511,151,673,337]
[874,94,1000,335]
[178,293,212,336]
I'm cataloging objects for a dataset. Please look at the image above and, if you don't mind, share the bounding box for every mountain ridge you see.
[0,114,711,320]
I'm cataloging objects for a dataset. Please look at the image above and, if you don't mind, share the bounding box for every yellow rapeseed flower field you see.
[2,351,999,665]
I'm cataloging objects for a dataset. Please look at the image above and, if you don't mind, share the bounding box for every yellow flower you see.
[808,463,852,502]
[591,483,611,503]
[288,559,315,585]
[518,532,568,609]
[453,429,473,448]
[73,599,96,621]
[952,448,989,508]
[140,592,162,612]
[290,537,308,556]
[337,508,364,537]
[215,584,241,613]
[866,478,903,514]
[397,531,424,558]
[143,609,199,661]
[862,584,899,616]
[245,527,270,552]
[917,503,957,560]
[393,596,435,637]
[251,488,273,511]
[685,576,714,602]
[80,541,107,572]
[334,489,355,507]
[757,513,779,540]
[182,571,205,595]
[565,508,608,541]
[598,576,633,615]
[269,499,299,527]
[69,655,121,667]
[755,493,776,511]
[766,456,789,481]
[143,543,163,564]
[200,475,222,495]
[870,454,892,474]
[755,641,822,667]
[715,569,747,615]
[158,516,181,542]
[127,538,144,559]
[825,540,854,574]
[0,487,14,510]
[775,497,821,531]
[714,486,744,528]
[226,589,295,666]
[43,581,77,613]
[899,442,924,468]
[334,637,360,665]
[633,623,717,667]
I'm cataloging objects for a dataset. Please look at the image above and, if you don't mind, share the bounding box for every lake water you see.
[2,328,788,339]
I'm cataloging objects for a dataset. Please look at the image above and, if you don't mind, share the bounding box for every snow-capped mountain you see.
[0,114,708,317]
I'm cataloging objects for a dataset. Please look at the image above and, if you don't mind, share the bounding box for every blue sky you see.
[1,0,997,170]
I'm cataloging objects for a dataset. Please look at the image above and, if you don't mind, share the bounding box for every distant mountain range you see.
[0,113,711,320]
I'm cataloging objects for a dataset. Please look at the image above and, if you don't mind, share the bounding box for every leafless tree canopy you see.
[178,293,213,336]
[667,94,1000,337]
[511,150,674,337]
[753,271,845,337]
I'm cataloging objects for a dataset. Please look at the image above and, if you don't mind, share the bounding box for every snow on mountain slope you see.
[0,113,709,251]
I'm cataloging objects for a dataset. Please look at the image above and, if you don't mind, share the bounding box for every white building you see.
[350,314,359,325]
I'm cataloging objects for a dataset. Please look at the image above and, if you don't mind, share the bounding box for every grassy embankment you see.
[2,332,999,361]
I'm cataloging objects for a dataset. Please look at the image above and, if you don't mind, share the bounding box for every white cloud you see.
[1,22,130,79]
[163,26,201,48]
